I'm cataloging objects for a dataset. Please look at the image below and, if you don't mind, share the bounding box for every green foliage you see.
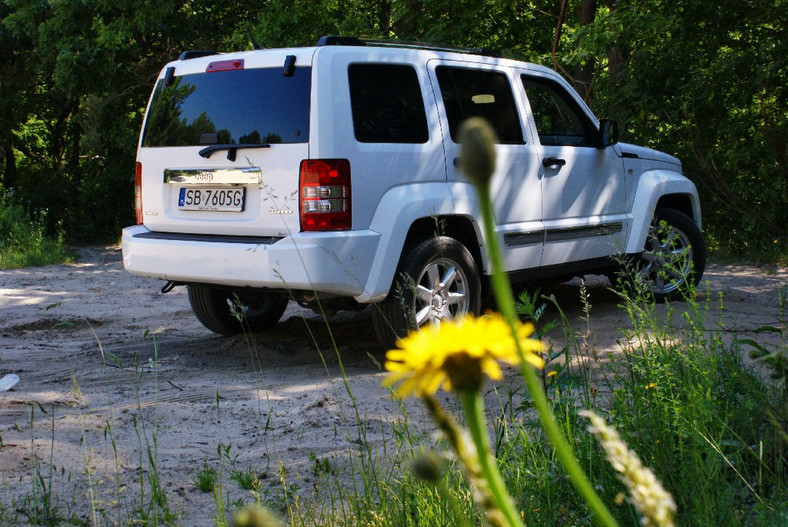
[606,295,784,524]
[568,0,788,258]
[1,0,784,257]
[0,191,70,268]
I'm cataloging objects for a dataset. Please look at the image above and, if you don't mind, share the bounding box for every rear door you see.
[137,50,314,237]
[308,47,446,232]
[429,60,544,273]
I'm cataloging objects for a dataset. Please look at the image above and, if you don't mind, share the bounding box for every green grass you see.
[252,282,785,526]
[0,191,72,269]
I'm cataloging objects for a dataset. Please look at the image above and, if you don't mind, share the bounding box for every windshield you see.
[142,66,311,147]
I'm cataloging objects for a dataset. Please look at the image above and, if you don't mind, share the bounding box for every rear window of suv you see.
[348,64,429,144]
[141,67,311,147]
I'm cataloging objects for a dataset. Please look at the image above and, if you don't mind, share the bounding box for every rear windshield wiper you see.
[198,143,271,161]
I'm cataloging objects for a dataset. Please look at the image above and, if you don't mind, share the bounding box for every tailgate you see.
[137,50,312,237]
[138,144,306,237]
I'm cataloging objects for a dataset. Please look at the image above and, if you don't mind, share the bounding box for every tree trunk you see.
[377,0,393,36]
[605,2,626,81]
[2,138,17,190]
[392,1,422,40]
[574,0,596,101]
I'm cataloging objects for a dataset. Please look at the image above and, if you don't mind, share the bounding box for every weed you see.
[309,453,335,477]
[129,338,179,524]
[214,444,230,527]
[231,465,261,492]
[194,462,219,493]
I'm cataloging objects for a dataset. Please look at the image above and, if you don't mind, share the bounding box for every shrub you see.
[0,191,71,269]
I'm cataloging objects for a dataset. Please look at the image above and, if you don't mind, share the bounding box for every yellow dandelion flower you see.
[384,312,544,397]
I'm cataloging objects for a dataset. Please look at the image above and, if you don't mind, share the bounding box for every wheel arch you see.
[656,194,696,223]
[358,213,486,303]
[625,170,703,254]
[356,182,487,303]
[402,215,487,289]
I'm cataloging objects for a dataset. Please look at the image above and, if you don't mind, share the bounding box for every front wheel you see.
[188,285,289,336]
[371,236,482,350]
[634,208,706,301]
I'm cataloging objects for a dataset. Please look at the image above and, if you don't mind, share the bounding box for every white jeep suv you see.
[122,36,706,348]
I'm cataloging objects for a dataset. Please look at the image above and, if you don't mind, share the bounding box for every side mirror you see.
[599,118,618,148]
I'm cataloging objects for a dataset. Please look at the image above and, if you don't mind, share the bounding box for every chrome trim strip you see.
[504,231,544,247]
[545,221,623,243]
[504,221,623,247]
[164,167,262,185]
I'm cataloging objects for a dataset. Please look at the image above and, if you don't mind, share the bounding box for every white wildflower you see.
[581,410,677,527]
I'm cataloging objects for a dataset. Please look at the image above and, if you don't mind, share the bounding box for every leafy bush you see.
[0,191,71,268]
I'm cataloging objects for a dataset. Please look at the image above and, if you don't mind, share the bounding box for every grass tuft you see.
[194,462,219,493]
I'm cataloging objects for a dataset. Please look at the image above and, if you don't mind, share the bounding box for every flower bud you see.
[411,451,444,484]
[233,505,283,527]
[458,117,498,188]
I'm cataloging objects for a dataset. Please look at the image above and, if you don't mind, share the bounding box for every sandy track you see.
[1,246,785,524]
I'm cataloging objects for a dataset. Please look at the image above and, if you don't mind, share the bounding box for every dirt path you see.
[1,246,785,525]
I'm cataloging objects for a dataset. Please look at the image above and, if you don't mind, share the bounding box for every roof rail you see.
[366,39,502,58]
[316,36,365,47]
[315,35,501,58]
[178,50,219,61]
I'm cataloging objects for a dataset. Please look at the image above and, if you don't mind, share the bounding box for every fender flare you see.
[625,170,703,254]
[356,181,484,303]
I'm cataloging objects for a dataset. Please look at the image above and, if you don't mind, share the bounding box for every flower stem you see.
[459,390,524,527]
[476,185,619,527]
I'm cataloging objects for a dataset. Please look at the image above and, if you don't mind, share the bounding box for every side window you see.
[435,66,524,144]
[521,76,597,147]
[348,64,429,144]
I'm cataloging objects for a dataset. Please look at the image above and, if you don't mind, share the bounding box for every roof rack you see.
[365,38,502,58]
[315,35,501,58]
[316,36,365,47]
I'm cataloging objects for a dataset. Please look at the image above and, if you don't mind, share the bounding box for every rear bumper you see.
[121,225,380,299]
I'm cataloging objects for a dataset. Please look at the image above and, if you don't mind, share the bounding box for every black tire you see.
[188,285,289,336]
[371,236,482,350]
[634,208,706,301]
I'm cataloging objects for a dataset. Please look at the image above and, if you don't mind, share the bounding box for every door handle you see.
[542,157,566,168]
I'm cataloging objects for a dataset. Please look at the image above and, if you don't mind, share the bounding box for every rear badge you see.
[269,208,293,215]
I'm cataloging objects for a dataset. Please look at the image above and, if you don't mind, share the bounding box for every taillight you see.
[299,159,351,231]
[134,162,143,225]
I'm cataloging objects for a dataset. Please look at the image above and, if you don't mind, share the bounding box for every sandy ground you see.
[0,246,786,525]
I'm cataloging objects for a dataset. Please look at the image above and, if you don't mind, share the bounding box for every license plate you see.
[178,187,245,211]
